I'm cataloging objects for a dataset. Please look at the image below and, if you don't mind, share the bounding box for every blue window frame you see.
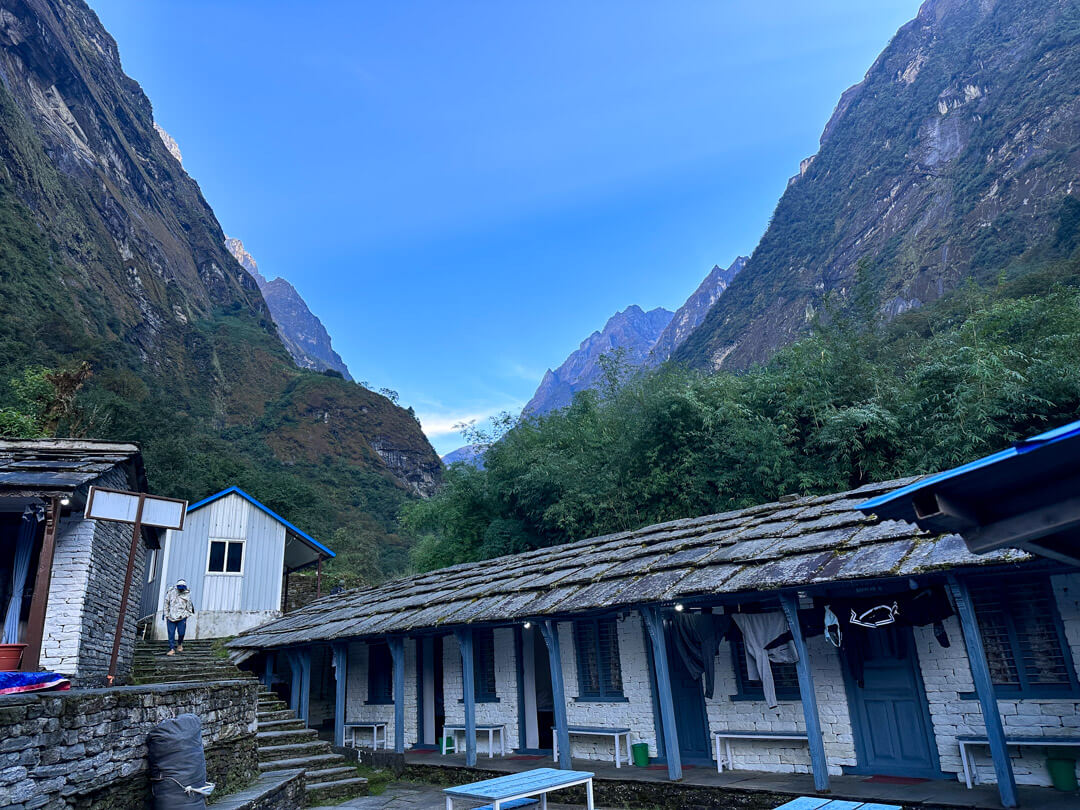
[731,631,801,701]
[573,617,624,700]
[473,628,498,703]
[367,642,393,704]
[968,574,1080,698]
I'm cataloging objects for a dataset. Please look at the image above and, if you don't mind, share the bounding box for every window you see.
[573,618,624,700]
[207,539,244,574]
[367,642,393,704]
[473,628,498,702]
[969,575,1079,698]
[732,629,801,701]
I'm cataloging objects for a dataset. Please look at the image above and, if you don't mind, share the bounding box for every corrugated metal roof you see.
[230,478,1031,650]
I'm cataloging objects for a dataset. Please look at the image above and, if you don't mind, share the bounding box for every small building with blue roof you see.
[144,486,334,640]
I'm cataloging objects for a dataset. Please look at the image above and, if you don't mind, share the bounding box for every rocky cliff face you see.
[648,257,747,365]
[225,237,352,379]
[525,305,673,416]
[676,0,1080,370]
[0,0,439,539]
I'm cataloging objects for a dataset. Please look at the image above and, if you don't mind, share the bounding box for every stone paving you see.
[310,782,590,809]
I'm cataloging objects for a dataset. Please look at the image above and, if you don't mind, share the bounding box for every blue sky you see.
[90,1,922,455]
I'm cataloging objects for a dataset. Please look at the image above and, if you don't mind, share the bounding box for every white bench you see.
[344,721,388,750]
[713,730,809,772]
[442,723,508,758]
[552,726,633,768]
[444,767,595,810]
[958,735,1080,788]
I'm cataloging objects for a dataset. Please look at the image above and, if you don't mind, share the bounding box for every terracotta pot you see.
[0,643,26,671]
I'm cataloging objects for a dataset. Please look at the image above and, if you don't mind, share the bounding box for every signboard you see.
[85,487,187,530]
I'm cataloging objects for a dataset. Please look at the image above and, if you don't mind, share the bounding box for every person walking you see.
[163,579,195,655]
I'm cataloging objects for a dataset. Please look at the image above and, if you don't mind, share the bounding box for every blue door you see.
[843,625,941,778]
[665,633,711,762]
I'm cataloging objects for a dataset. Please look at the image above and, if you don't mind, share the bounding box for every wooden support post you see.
[640,605,682,781]
[317,557,323,599]
[299,648,311,725]
[455,628,478,767]
[22,499,59,672]
[947,575,1018,808]
[287,651,301,713]
[263,651,274,689]
[332,643,347,748]
[389,636,406,753]
[779,592,830,793]
[107,493,146,685]
[539,620,572,770]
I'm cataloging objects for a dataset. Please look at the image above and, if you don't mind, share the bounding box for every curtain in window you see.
[2,505,44,645]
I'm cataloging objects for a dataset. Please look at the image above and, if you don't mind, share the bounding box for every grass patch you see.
[353,764,395,796]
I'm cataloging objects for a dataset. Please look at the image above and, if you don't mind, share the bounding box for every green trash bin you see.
[1047,756,1078,792]
[631,742,649,767]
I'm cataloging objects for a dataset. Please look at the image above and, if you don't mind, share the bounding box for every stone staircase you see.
[132,639,254,683]
[256,686,368,805]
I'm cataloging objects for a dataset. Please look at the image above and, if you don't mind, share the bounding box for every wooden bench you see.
[552,726,633,768]
[444,767,595,810]
[713,730,810,772]
[773,799,900,810]
[442,723,508,758]
[344,720,387,750]
[957,735,1080,788]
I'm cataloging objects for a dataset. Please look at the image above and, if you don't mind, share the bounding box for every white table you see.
[442,723,508,758]
[444,767,594,810]
[552,726,633,768]
[344,721,387,750]
[958,735,1080,788]
[713,730,809,772]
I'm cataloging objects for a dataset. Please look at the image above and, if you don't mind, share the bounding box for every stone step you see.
[304,765,356,785]
[207,768,303,810]
[256,728,318,746]
[259,753,342,772]
[258,741,332,762]
[305,776,369,803]
[257,718,307,732]
[256,709,293,722]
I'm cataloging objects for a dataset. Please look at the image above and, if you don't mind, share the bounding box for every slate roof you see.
[230,478,1033,650]
[0,439,143,495]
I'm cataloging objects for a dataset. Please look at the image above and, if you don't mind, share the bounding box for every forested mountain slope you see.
[0,0,439,577]
[676,0,1080,370]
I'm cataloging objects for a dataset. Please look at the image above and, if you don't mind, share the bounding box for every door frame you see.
[840,624,944,779]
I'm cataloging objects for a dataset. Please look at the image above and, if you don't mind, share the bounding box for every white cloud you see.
[416,403,523,440]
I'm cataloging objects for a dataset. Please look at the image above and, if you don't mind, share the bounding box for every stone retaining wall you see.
[0,679,258,809]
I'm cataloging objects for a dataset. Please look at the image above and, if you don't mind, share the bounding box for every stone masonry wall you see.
[0,679,259,810]
[443,628,518,751]
[344,639,417,746]
[40,467,146,684]
[918,572,1080,787]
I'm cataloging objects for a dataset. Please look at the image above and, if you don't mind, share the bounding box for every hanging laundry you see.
[733,612,798,709]
[824,606,842,648]
[849,601,900,628]
[672,612,730,699]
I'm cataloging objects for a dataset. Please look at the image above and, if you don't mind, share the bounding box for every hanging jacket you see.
[733,612,798,709]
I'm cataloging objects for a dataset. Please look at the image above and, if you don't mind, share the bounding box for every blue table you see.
[773,799,902,810]
[444,768,595,810]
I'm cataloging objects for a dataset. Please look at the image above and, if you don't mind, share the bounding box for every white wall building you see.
[144,486,333,639]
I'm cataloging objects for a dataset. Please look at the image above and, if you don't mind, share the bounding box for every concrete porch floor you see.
[399,749,1079,809]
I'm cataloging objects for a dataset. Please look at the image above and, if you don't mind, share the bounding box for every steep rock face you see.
[648,257,747,365]
[0,0,439,540]
[676,0,1080,370]
[225,237,352,379]
[525,305,672,416]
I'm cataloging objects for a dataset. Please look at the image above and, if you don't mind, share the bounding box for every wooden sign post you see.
[84,487,187,684]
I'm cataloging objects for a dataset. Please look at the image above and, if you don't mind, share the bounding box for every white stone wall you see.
[919,573,1080,787]
[344,639,417,746]
[443,628,519,752]
[705,632,855,776]
[560,613,661,760]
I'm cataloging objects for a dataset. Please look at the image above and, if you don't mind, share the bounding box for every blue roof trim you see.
[187,486,335,558]
[858,419,1080,511]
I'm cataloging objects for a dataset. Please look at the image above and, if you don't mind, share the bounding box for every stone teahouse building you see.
[232,473,1080,807]
[0,440,155,683]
